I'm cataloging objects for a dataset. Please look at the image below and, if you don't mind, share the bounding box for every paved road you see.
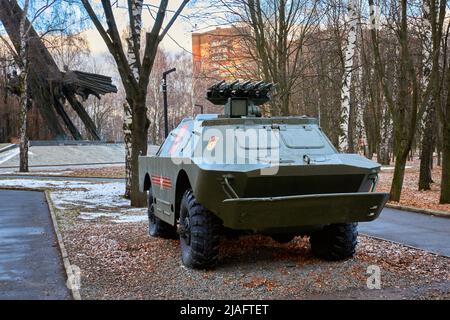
[359,207,450,257]
[0,190,71,299]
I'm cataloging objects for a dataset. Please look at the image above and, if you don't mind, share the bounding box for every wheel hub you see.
[178,216,191,245]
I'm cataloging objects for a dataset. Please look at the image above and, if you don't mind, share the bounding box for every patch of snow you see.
[0,148,19,164]
[381,166,413,171]
[0,178,148,224]
[112,215,147,223]
[8,170,74,176]
[0,179,129,210]
[79,212,122,220]
[123,208,147,214]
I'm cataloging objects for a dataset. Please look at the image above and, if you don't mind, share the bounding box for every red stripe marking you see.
[151,175,172,189]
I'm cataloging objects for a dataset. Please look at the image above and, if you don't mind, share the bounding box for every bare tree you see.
[216,0,321,116]
[339,0,358,152]
[0,0,105,141]
[368,0,421,201]
[81,0,189,206]
[436,0,450,203]
[1,0,55,171]
[17,0,31,172]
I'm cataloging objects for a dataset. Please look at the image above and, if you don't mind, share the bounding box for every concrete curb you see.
[386,203,450,218]
[44,191,82,300]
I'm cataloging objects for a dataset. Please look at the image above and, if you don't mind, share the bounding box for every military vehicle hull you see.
[140,153,388,233]
[138,81,389,269]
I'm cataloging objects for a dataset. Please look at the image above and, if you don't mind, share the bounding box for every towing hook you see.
[303,154,311,165]
[221,175,239,199]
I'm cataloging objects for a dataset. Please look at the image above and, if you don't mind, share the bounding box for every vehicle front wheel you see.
[178,189,222,269]
[148,187,177,239]
[309,223,358,261]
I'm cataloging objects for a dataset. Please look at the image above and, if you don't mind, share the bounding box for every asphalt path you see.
[359,207,450,257]
[0,190,71,299]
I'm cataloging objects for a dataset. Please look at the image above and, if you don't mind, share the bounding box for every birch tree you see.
[123,0,143,199]
[18,0,30,172]
[339,0,358,152]
[418,0,435,190]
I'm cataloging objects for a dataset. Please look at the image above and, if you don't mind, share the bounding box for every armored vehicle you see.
[139,81,389,269]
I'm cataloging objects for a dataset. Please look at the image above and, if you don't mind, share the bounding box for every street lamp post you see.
[162,68,176,138]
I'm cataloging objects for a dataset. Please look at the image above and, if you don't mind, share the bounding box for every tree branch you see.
[139,0,168,90]
[81,0,114,49]
[159,0,190,41]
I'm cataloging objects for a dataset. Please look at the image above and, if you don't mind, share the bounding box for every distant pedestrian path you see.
[0,142,159,168]
[0,190,71,299]
[360,207,450,257]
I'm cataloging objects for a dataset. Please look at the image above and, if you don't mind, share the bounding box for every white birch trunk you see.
[124,0,143,198]
[18,0,30,173]
[123,102,133,198]
[420,0,433,131]
[339,0,358,152]
[355,47,367,155]
[380,101,391,164]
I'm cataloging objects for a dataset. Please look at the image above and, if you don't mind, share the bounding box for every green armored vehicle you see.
[139,81,389,269]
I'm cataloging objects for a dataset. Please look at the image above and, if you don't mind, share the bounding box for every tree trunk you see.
[339,0,358,152]
[390,148,408,201]
[437,142,442,166]
[19,99,29,172]
[123,102,132,199]
[129,97,149,207]
[124,0,143,201]
[440,123,450,203]
[440,67,450,203]
[418,105,435,190]
[378,103,391,165]
[418,0,436,191]
[18,0,29,173]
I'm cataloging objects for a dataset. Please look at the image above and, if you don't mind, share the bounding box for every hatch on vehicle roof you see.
[280,126,325,149]
[195,114,219,121]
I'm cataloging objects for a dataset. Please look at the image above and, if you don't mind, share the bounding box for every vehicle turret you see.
[206,80,274,118]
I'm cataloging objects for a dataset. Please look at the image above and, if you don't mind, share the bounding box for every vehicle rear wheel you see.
[270,234,296,244]
[148,187,177,239]
[179,189,222,269]
[309,223,358,261]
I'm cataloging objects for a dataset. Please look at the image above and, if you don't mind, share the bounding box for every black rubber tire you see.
[270,234,296,244]
[148,187,177,239]
[179,189,222,269]
[309,223,358,261]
